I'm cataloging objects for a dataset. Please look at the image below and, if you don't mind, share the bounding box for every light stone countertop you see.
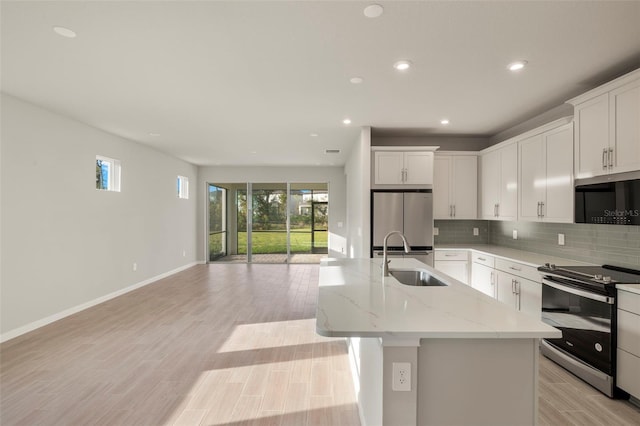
[618,284,640,295]
[316,257,562,340]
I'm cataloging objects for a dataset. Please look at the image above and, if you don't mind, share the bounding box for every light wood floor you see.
[2,263,640,426]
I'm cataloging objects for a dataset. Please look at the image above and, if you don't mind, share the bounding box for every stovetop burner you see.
[538,263,640,285]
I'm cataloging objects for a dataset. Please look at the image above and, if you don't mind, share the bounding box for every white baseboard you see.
[0,262,200,343]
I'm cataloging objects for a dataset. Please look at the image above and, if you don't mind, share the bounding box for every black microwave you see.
[575,172,640,225]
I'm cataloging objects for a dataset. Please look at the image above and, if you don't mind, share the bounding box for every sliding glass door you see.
[207,181,328,263]
[208,184,226,261]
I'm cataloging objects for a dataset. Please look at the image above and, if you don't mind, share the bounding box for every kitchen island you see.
[316,257,561,426]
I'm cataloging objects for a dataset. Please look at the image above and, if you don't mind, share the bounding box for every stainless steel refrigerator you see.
[371,190,434,266]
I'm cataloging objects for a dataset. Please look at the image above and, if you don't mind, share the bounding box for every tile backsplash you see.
[435,220,640,269]
[488,221,640,269]
[434,220,489,245]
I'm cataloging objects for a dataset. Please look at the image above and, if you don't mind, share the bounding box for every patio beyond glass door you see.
[289,183,328,263]
[250,183,288,263]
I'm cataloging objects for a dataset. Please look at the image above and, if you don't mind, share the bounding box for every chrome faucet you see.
[382,231,410,277]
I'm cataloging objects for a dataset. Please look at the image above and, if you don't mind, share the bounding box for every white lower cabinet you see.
[494,258,542,319]
[434,250,470,285]
[496,271,541,319]
[470,251,543,318]
[617,289,640,399]
[471,253,496,297]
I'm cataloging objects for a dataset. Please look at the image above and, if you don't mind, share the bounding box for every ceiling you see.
[2,1,639,167]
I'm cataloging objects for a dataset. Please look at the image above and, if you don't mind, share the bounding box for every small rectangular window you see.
[96,155,121,192]
[177,175,189,199]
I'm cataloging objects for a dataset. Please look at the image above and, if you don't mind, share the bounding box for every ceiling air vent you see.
[325,149,341,154]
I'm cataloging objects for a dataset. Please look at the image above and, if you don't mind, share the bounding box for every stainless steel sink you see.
[389,269,448,287]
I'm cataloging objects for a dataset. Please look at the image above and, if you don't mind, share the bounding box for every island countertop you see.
[316,257,562,340]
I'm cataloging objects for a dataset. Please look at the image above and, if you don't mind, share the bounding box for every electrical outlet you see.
[182,249,186,257]
[473,227,479,236]
[133,262,137,272]
[392,362,411,392]
[512,229,518,240]
[433,227,439,236]
[558,233,565,246]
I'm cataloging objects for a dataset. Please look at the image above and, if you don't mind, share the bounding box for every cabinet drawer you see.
[435,250,469,261]
[618,290,640,315]
[617,348,640,398]
[494,258,540,283]
[472,252,494,268]
[618,308,640,356]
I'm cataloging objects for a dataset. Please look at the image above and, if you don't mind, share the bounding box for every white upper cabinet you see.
[519,121,574,223]
[611,79,640,174]
[569,68,640,179]
[375,151,405,185]
[480,142,517,221]
[434,154,477,219]
[373,150,434,186]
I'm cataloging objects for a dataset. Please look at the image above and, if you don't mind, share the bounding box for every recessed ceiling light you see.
[440,119,450,125]
[364,4,384,18]
[53,26,76,38]
[393,60,412,71]
[310,133,319,137]
[250,151,257,154]
[508,60,528,72]
[343,118,352,125]
[350,77,364,84]
[148,132,161,137]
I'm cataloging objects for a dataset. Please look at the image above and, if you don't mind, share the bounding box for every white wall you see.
[197,166,347,261]
[0,94,198,340]
[344,127,371,258]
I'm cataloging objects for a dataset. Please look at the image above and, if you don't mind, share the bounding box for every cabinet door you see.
[480,150,500,219]
[574,93,610,179]
[610,79,640,174]
[498,143,518,220]
[451,156,478,219]
[519,277,542,319]
[434,260,469,285]
[471,262,495,298]
[374,151,404,185]
[518,134,545,222]
[544,124,574,223]
[496,272,519,309]
[433,156,452,219]
[404,151,434,184]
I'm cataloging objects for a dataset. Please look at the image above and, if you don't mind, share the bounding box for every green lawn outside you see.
[238,230,327,254]
[209,229,327,258]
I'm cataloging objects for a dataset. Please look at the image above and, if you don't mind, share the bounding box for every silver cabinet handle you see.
[603,148,608,170]
[444,253,457,257]
[509,266,521,272]
[609,148,614,169]
[540,201,544,218]
[478,257,486,261]
[449,205,453,217]
[511,279,516,294]
[453,205,456,217]
[537,201,541,217]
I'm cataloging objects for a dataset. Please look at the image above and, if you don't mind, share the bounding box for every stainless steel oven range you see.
[537,263,640,397]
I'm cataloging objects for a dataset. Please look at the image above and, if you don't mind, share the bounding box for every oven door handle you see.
[542,278,614,304]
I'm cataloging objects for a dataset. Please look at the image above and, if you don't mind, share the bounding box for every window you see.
[96,155,121,192]
[177,175,189,199]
